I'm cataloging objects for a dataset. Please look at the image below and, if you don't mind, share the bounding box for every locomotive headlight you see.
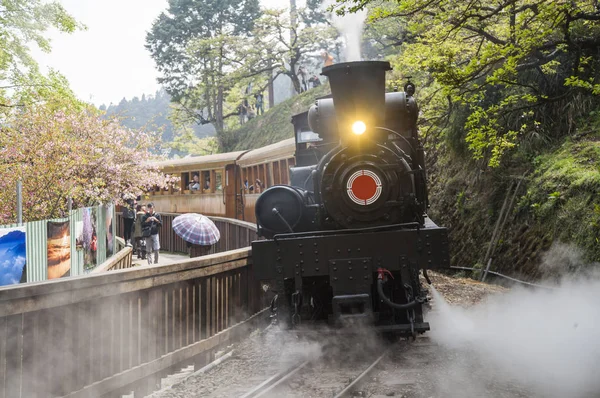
[351,121,366,135]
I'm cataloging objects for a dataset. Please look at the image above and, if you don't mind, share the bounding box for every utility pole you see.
[16,180,22,224]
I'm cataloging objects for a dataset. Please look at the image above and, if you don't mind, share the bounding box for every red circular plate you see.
[346,170,382,205]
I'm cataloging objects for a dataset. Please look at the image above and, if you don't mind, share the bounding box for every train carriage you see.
[149,140,296,222]
[150,151,246,217]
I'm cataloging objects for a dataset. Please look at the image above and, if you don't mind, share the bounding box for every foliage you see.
[167,131,219,156]
[337,0,600,167]
[514,134,600,260]
[303,0,328,25]
[146,0,340,144]
[0,0,82,107]
[146,0,261,131]
[227,8,337,95]
[0,102,178,224]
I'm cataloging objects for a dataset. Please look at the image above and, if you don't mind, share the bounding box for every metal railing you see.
[0,217,265,398]
[449,266,556,290]
[116,213,259,256]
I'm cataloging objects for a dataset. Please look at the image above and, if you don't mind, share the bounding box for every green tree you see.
[167,130,219,156]
[303,0,328,25]
[336,0,600,167]
[146,0,261,131]
[0,0,81,107]
[227,8,337,96]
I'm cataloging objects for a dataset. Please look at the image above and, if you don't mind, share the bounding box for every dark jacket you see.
[122,203,135,219]
[142,212,162,236]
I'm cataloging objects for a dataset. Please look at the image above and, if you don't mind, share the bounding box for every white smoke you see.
[323,1,368,61]
[428,269,600,397]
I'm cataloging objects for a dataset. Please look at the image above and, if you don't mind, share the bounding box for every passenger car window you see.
[215,171,223,192]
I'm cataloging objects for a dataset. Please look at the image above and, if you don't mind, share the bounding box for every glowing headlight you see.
[352,121,366,135]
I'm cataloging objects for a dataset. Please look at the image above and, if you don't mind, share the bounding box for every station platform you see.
[130,251,190,267]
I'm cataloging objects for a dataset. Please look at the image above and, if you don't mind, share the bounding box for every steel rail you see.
[333,351,387,398]
[239,349,388,398]
[239,360,310,398]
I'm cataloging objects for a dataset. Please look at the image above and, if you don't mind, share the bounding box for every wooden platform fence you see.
[0,217,265,398]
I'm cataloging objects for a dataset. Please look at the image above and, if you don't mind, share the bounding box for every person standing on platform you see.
[122,198,135,246]
[133,204,146,260]
[309,75,322,88]
[255,93,264,115]
[298,66,308,92]
[142,203,162,265]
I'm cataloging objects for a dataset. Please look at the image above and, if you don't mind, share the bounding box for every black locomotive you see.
[251,61,449,337]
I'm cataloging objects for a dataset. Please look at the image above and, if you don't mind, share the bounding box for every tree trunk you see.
[216,85,224,131]
[215,41,225,131]
[289,49,301,94]
[289,0,300,95]
[268,71,275,109]
[289,72,302,94]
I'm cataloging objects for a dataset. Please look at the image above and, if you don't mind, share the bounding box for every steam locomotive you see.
[251,61,449,337]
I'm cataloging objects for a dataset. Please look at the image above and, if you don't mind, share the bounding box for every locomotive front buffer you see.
[252,220,449,336]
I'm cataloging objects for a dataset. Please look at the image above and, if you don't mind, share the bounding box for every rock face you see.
[427,135,600,280]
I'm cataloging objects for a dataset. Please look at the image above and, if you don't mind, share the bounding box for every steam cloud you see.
[428,250,600,397]
[323,1,368,61]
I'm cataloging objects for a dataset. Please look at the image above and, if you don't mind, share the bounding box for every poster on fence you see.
[105,204,114,258]
[0,227,26,286]
[75,221,83,250]
[47,221,71,279]
[80,207,98,272]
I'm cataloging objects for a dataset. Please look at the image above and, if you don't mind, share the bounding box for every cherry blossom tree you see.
[0,104,178,223]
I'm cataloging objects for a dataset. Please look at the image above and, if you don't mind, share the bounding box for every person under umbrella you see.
[172,213,221,257]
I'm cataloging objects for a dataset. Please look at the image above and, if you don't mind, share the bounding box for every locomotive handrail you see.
[376,126,415,153]
[272,221,422,241]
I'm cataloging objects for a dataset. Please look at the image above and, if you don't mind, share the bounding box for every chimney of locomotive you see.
[321,61,391,141]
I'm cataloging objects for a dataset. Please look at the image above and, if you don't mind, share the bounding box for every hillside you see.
[428,120,600,280]
[221,84,330,152]
[102,89,216,143]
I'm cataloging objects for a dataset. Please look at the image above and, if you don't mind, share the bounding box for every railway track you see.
[240,349,388,398]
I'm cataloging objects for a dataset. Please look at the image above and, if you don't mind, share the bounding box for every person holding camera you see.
[142,203,162,265]
[133,204,147,260]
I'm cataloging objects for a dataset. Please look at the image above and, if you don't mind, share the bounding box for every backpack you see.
[122,205,135,219]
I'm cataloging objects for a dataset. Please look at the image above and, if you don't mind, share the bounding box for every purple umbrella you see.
[172,213,221,246]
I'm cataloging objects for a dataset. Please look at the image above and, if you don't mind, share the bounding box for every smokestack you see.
[321,61,391,136]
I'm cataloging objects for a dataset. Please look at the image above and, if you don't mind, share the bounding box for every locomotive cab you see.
[252,61,449,337]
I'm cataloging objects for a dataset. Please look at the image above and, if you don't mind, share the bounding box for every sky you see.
[32,0,302,107]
